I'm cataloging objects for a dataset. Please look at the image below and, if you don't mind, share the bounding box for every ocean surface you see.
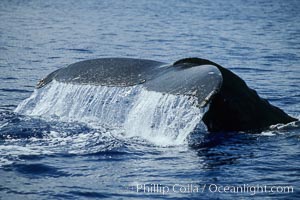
[0,0,299,199]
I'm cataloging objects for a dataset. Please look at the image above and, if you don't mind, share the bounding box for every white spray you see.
[15,81,207,146]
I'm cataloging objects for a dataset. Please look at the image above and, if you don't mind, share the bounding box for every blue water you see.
[1,0,300,199]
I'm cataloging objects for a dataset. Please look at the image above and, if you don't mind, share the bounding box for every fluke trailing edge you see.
[37,57,297,132]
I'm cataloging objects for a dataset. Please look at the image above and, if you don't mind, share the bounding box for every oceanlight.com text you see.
[130,183,294,196]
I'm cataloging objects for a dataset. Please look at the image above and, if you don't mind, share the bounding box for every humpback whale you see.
[37,57,297,132]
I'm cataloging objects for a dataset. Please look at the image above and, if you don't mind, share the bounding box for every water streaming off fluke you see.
[15,81,206,145]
